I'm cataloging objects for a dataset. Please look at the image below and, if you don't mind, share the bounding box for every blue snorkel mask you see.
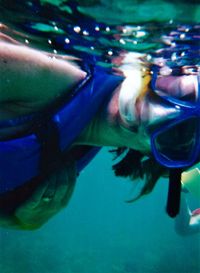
[150,74,200,169]
[149,69,200,217]
[118,63,199,217]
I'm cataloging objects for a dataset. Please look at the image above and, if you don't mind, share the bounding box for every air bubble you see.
[107,50,113,56]
[83,30,89,36]
[65,38,70,44]
[74,26,81,33]
[119,39,126,45]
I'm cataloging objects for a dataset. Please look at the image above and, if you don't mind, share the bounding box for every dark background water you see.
[0,0,200,272]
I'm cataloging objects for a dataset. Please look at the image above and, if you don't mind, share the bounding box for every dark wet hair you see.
[110,148,167,201]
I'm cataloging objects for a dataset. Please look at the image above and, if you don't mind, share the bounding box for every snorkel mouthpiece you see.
[167,169,182,218]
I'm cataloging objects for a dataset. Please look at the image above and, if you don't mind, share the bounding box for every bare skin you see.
[0,41,86,114]
[0,38,198,230]
[0,161,76,230]
[0,38,85,229]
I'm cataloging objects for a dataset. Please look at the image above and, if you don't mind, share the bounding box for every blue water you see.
[0,1,200,272]
[0,149,199,273]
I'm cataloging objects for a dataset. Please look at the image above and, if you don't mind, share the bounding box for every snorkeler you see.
[0,34,199,229]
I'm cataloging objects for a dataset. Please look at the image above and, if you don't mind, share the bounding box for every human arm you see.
[0,39,83,229]
[0,39,86,123]
[14,161,77,230]
[0,161,77,230]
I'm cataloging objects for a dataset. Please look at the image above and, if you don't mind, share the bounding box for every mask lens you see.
[154,117,197,162]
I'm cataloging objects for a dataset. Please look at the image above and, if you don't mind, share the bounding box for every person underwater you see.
[0,31,199,230]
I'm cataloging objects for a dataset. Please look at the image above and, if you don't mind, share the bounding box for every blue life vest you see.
[0,66,124,194]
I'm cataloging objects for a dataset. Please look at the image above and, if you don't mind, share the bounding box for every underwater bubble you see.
[180,33,186,39]
[135,30,146,38]
[171,53,177,61]
[119,39,126,45]
[107,50,113,56]
[74,26,81,33]
[95,26,100,31]
[83,30,89,36]
[171,42,176,47]
[146,54,152,61]
[122,28,127,34]
[65,38,70,44]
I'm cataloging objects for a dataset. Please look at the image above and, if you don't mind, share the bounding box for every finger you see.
[60,163,77,207]
[42,172,58,201]
[61,178,76,208]
[15,163,77,228]
[40,167,69,204]
[32,170,66,207]
[53,162,77,205]
[18,176,50,209]
[0,213,23,230]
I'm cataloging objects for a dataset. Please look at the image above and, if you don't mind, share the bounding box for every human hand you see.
[15,161,77,230]
[0,161,77,230]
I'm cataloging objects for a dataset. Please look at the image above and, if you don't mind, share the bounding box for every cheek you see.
[134,128,151,154]
[107,88,121,123]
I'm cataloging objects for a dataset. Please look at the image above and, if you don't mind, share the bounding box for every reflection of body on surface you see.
[0,23,199,230]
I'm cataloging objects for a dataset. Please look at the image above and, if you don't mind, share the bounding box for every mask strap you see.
[166,168,182,218]
[150,64,160,91]
[35,118,62,175]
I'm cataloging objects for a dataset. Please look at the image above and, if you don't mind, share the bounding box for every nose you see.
[139,93,181,130]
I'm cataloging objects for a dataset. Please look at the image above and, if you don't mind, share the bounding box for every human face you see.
[121,73,199,168]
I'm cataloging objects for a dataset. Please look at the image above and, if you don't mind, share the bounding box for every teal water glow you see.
[0,150,199,273]
[0,1,200,272]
